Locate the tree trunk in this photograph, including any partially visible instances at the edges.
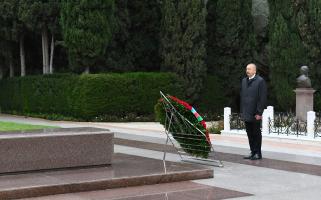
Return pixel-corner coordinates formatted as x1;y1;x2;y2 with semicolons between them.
204;0;208;6
84;66;90;74
20;36;26;77
0;65;3;79
42;30;45;74
49;34;55;74
8;50;14;77
9;58;14;77
42;29;49;74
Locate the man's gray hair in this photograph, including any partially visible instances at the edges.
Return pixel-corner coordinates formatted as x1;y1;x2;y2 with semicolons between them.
247;63;257;70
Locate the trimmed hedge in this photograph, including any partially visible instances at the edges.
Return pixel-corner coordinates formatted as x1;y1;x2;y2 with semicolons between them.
0;74;77;117
0;73;184;121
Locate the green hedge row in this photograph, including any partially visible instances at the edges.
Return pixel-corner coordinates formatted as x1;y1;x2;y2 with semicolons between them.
0;73;184;121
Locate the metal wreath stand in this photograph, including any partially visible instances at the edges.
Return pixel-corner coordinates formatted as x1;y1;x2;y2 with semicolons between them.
160;91;223;169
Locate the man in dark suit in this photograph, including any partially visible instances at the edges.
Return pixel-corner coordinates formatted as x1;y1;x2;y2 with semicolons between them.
240;63;267;160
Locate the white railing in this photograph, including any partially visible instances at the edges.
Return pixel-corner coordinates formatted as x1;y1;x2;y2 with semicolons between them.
221;106;318;141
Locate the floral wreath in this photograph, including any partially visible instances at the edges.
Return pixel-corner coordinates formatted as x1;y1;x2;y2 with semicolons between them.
155;94;211;158
169;96;211;143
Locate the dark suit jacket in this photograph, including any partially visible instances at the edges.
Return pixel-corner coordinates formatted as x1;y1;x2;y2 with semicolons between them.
240;75;267;122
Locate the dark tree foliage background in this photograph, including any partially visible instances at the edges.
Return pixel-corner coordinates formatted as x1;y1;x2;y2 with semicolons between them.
1;0;321;118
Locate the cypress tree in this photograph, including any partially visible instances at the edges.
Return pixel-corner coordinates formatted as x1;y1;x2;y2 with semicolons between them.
60;0;115;73
105;0;161;72
268;0;307;111
160;0;207;102
296;0;321;110
127;0;161;71
104;0;133;72
206;0;256;110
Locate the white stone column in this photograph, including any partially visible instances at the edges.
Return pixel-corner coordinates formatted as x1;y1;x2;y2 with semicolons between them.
267;106;274;127
307;111;316;139
262;109;269;135
223;107;231;132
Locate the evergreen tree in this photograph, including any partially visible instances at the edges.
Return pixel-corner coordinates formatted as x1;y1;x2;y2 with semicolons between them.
60;0;115;73
296;0;321;110
206;0;256;110
268;2;307;111
104;0;162;72
160;0;207;102
104;0;133;72
306;0;321;110
127;0;161;71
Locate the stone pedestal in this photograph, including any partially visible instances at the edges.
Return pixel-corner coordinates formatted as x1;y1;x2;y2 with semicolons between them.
294;88;315;121
0;127;113;174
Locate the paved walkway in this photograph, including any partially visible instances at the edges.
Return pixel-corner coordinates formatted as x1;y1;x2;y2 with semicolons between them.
2;114;321;199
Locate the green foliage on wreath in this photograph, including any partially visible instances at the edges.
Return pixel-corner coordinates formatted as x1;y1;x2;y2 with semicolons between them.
155;97;211;158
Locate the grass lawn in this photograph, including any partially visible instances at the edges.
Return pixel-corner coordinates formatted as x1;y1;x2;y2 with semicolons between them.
0;121;58;131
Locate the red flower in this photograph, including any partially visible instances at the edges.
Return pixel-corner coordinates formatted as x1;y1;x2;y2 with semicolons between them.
201;120;206;128
169;96;211;144
169;96;192;110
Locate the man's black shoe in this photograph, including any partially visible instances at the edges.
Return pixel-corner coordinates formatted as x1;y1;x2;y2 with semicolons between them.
250;153;262;160
243;153;254;159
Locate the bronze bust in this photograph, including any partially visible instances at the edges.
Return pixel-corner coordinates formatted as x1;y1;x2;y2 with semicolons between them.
297;66;311;88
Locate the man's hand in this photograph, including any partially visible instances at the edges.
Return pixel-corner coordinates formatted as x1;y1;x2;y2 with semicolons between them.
255;115;262;120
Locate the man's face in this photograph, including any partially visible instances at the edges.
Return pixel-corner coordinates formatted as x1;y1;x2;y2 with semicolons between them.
246;65;256;78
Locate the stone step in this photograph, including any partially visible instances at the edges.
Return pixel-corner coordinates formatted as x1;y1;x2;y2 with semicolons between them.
0;153;213;200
